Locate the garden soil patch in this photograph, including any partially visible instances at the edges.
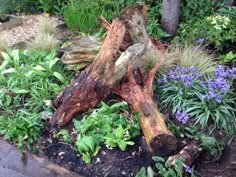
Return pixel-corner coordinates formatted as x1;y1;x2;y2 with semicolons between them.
43;131;153;177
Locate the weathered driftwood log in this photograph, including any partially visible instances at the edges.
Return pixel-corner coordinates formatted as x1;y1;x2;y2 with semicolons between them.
60;36;102;70
168;141;200;166
50;5;177;156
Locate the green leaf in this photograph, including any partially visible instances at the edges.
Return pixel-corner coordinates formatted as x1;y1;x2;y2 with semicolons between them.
135;167;147;177
13;89;29;94
152;156;165;162
81;136;95;152
0;51;11;61
53;72;65;83
82;152;91;163
1;68;17;74
12;50;20;65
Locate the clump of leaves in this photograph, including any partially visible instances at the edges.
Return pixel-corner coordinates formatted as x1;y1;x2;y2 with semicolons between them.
0;49;72;150
73;101;140;163
55;129;72;144
156;65;236;134
219;51;236;64
136;156;194;177
0;110;44;150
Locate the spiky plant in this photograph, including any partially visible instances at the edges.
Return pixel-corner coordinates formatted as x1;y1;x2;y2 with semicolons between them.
38;16;58;36
170;45;217;73
26;33;59;52
141;51;179;76
26;16;59;52
141;45;217;77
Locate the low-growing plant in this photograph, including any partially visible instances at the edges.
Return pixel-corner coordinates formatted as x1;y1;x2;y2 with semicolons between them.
142;45;216;77
26;16;59;52
175;5;236;50
0;34;9;63
73;101;140;163
55;129;72;144
157;65;236;134
26;33;59;53
38;16;58;36
0;110;44;150
135;156;195;177
219;51;236;64
0;49;72;150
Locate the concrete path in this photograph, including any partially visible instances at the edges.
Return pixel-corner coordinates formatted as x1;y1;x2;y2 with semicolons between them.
0;140;81;177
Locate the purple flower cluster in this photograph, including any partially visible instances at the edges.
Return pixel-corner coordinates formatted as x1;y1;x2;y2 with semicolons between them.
157;66;203;88
176;110;189;124
203;65;235;103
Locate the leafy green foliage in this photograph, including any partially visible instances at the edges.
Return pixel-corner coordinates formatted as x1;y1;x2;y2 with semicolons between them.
63;0;120;34
153;156;184;177
0;49;72;150
157;66;236;134
135;156;188;177
219;51;236;64
55;129;72;144
175;5;236;49
73;101;140;163
0;111;44;151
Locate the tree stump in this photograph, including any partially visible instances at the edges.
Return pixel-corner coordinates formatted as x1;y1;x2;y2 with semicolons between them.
50;5;177;156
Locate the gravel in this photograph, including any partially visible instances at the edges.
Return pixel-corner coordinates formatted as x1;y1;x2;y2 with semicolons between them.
0;14;65;47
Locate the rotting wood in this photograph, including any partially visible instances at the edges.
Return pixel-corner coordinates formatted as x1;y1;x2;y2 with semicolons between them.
50;4;177;156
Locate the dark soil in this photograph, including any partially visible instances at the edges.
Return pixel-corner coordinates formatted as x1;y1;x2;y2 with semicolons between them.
43;132;153;177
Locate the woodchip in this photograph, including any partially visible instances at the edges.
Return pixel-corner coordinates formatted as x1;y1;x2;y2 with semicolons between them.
0;14;65;47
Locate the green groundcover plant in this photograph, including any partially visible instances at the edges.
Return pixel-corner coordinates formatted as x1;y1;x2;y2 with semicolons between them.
0;49;72;150
175;5;236;49
156;65;236;134
72;101;140;163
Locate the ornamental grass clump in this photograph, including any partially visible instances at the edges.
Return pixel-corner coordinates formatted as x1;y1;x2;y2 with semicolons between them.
157;65;236;134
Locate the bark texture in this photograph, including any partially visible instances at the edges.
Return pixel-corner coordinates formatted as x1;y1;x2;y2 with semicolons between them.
161;0;180;36
50;5;177;156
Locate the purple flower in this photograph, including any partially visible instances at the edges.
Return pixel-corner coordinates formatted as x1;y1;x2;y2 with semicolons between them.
176;110;189;124
196;38;205;45
230;68;236;79
215;65;230;78
183;164;193;174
